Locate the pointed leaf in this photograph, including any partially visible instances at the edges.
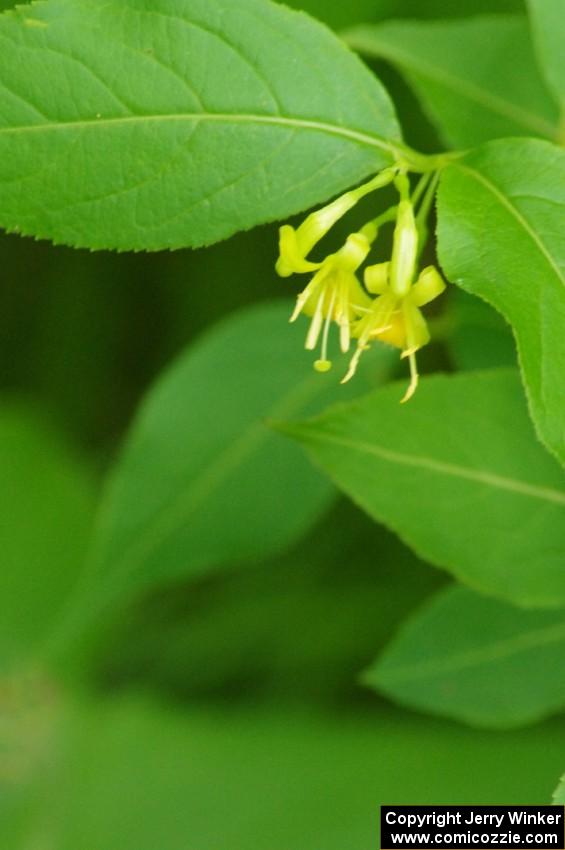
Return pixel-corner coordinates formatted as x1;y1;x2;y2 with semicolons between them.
437;138;565;465
0;0;401;251
65;301;393;635
345;16;559;147
280;370;565;608
368;585;565;729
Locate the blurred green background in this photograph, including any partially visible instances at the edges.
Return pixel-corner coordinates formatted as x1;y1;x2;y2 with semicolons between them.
2;1;563;848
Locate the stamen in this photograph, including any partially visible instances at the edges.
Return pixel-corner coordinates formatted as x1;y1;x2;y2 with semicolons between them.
400;345;418;359
371;323;393;338
305;289;326;350
319;286;337;364
341;345;364;384
400;350;419;403
341;308;394;384
290;291;309;323
314;359;332;373
339;321;350;354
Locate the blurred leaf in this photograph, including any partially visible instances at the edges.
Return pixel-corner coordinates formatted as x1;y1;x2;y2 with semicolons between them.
553;775;565;804
447;289;516;371
290;0;525;29
437;138;565;466
95;500;442;704
63;301;393;641
527;0;565;109
279;370;565;608
368;585;565;729
6;696;565;849
0;0;400;251
369;0;525;19
285;0;388;29
0;404;96;672
345;16;559;147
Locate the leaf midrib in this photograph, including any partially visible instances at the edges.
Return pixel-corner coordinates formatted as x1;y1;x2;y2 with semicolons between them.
345;28;558;140
0;111;399;158
377;618;565;684
297;428;565;506
451;160;565;289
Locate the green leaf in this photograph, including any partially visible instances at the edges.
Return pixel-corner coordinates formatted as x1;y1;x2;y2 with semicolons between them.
447;289;516;371
553;775;565;804
368;0;526;19
345;16;559;147
437;138;565;465
527;0;565;109
7;697;565;849
368;585;565;729
0;404;96;672
0;0;401;251
280;370;565;608
65;301;393;636
287;0;525;31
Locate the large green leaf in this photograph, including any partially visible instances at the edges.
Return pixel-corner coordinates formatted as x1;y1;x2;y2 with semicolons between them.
60;301;393;640
527;0;565;109
437;138;565;465
345;16;559;147
280;370;565;608
0;0;401;251
370;0;526;19
5;697;565;849
368;585;565;729
0;404;96;672
285;0;525;30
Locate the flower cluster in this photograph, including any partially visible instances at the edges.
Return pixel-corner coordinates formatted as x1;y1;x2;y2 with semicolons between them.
275;169;446;401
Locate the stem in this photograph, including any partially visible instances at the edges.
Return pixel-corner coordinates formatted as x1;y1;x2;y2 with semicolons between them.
415;170;441;260
393;144;462;175
411;172;433;209
416;170;440;225
352;165;399;203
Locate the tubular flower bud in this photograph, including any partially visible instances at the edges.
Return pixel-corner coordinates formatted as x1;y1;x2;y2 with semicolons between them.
342;264;446;402
275;168;397;278
276;195;358;278
290;232;373;372
389;199;419;298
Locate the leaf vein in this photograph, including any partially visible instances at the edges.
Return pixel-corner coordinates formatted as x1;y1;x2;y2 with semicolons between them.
347;32;558;140
380;620;565;683
0;111;396;158
303;429;565;505
453;161;565;289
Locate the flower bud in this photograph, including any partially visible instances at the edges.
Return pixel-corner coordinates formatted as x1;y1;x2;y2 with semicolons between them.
389;200;418;298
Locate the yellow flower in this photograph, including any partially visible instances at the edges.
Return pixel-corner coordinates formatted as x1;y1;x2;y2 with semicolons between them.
343;264;446;401
275;169;396;278
290;231;373;372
